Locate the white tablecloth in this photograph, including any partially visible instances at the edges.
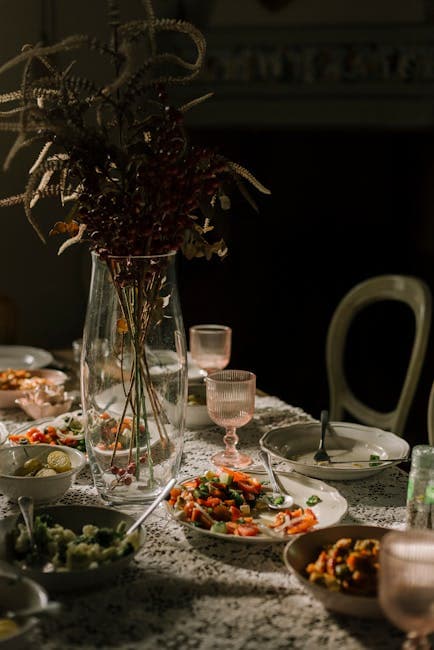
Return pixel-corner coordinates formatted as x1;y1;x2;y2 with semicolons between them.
0;396;410;649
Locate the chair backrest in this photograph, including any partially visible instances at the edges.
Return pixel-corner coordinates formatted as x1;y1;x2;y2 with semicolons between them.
326;274;432;436
427;381;434;445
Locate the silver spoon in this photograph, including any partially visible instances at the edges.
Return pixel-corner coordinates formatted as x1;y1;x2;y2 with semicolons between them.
258;450;294;509
313;409;331;463
3;601;61;621
17;495;35;548
125;477;176;535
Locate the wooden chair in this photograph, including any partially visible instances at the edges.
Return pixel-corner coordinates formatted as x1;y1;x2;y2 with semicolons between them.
427;381;434;445
326;274;432;436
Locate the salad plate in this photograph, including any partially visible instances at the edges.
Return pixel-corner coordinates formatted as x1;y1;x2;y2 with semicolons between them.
7;409;161;458
260;421;410;481
165;469;347;543
7;410;85;451
0;346;53;371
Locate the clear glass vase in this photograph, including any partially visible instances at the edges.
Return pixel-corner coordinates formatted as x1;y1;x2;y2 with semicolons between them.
81;251;187;508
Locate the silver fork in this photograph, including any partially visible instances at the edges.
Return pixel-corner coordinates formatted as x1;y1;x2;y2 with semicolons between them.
313;409;331;463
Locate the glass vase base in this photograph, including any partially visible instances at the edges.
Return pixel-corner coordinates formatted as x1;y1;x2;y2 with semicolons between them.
211;450;253;470
94;483;170;511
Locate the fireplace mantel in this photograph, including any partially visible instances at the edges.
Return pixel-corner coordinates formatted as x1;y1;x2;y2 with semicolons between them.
175;23;434;128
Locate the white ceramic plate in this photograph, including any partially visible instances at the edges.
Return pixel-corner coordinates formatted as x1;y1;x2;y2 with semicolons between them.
0;423;8;446
187;352;206;381
0;346;53;370
165;470;348;543
260;421;410;480
7;410;85;450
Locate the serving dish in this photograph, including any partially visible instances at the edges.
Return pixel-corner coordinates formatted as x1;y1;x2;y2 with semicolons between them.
282;523;391;618
8;410;85;451
0;572;50;649
260;421;410;480
186;381;211;428
0;369;67;409
165;469;347;543
0;346;53;371
0;444;86;503
0;423;7;447
0;504;146;593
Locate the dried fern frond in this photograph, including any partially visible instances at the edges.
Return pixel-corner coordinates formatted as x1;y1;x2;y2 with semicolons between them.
0;193;25;207
180;92;213;113
227;161;271;195
0;0;270;260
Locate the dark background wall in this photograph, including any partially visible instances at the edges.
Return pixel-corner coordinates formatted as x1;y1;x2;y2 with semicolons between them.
0;0;433;447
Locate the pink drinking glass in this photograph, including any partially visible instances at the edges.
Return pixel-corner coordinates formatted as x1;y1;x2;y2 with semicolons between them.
379;529;434;649
205;369;256;469
189;324;232;376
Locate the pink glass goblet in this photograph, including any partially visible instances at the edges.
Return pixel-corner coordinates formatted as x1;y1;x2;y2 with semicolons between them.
205;369;256;469
189;324;232;376
379;529;434;649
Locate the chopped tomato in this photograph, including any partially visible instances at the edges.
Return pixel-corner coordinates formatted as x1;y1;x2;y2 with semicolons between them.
229;505;242;520
30;431;47;443
236;523;260;536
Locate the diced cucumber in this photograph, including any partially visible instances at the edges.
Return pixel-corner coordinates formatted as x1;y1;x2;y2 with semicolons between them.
218;472;232;485
210;521;227;534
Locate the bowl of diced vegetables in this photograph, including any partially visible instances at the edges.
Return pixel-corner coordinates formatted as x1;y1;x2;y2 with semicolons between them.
0;444;86;504
0;504;146;593
282;523;392;618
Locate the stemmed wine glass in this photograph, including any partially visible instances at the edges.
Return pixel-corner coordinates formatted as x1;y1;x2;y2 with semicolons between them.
205;369;256;469
189;324;232;377
379;529;434;649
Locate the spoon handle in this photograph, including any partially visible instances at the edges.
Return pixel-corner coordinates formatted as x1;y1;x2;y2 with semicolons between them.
258;450;282;494
320;410;328;447
17;496;34;547
6;601;62;620
126;477;176;535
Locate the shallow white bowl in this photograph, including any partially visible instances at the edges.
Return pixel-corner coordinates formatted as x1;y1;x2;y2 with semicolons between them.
0;505;146;593
0;369;68;409
14;396;73;420
0;444;86;503
0;572;49;649
186;382;212;428
283;523;391;618
260;421;409;480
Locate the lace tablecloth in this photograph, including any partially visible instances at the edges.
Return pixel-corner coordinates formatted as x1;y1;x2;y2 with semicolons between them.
0;396;409;650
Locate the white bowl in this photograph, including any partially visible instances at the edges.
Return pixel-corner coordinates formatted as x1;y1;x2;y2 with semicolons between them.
0;444;86;503
14;395;73;420
0;504;146;593
0;572;49;649
0;369;68;409
260;421;410;480
282;523;391;618
186;382;212;428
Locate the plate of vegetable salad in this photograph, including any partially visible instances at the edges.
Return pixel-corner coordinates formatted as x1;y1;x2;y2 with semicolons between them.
8;410;86;452
165;467;348;542
7;409;159;455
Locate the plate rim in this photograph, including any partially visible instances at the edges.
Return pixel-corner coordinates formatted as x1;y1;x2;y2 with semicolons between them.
259;420;409;477
0;345;53;370
165;469;348;543
8;411;84;444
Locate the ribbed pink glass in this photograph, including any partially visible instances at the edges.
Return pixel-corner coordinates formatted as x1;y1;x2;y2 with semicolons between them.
189;324;232;375
379;529;434;649
205;369;256;469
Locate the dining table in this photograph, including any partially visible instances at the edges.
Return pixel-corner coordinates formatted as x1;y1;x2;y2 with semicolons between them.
0;388;414;650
